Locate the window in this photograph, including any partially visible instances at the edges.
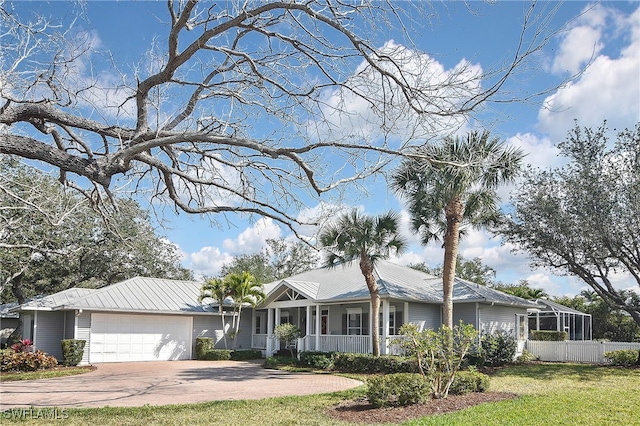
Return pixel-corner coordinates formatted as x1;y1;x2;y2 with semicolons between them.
255;312;266;334
321;309;328;335
379;306;403;336
347;308;363;335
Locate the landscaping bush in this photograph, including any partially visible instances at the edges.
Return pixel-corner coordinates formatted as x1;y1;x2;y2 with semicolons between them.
332;353;417;374
298;351;336;370
604;349;639;367
482;330;517;367
230;349;263;360
264;355;297;367
514;349;538;364
10;339;32;353
531;330;568;341
195;337;215;360
1;349;58;372
448;370;490;395
61;339;86;366
202;350;233;360
367;373;429;408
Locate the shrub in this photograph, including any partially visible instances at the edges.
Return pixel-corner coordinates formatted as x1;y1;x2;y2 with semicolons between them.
367;373;429;408
531;331;568;341
230;349;263;360
298;351;335;370
195;337;215;360
61;339;86;366
604;350;639;367
10;339;32;353
264;355;297;367
202;350;233;360
1;350;58;372
514;349;538;364
448;370;490;395
482;330;517;367
273;323;301;358
332;353;417;374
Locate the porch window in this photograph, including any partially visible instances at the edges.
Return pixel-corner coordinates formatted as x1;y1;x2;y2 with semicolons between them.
347;308;363;335
255;311;266;334
379;307;403;335
321;309;328;334
280;310;290;324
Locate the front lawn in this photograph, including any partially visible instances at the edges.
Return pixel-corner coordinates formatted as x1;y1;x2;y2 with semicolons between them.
0;366;94;382
2;363;639;425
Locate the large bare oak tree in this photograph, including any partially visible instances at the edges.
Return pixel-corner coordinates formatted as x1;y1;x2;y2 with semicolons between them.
1;1;569;231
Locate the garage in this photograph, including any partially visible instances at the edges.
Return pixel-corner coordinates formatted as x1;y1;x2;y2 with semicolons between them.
89;313;193;363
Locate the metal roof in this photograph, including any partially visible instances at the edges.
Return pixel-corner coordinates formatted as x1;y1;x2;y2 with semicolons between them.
15;278;216;315
261;259;534;307
532;298;590;315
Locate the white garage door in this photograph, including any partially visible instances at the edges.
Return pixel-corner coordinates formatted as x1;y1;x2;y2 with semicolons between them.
89;313;192;363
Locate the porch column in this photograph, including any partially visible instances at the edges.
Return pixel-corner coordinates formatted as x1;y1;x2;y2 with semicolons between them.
266;308;274;356
275;307;281;352
306;305;312;337
315;305;321;351
382;299;390;355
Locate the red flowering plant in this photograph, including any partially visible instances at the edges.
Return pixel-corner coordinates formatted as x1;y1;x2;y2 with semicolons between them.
10;339;33;352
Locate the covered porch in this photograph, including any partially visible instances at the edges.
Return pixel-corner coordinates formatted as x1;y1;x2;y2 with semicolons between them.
251;294;409;356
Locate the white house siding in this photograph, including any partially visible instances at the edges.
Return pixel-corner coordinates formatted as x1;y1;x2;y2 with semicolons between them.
76;311;91;365
453;303;477;329
479;305;523;335
35;311;65;361
407;303;441;331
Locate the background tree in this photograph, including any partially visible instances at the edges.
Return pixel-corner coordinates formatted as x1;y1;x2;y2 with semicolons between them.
0;1;571;233
408;255;497;287
498;122;640;327
553;292;640;342
392;131;524;328
491;280;549;300
0;158;192;304
319;209;406;356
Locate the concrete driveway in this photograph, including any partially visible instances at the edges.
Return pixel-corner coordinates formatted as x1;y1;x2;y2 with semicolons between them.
0;360;362;408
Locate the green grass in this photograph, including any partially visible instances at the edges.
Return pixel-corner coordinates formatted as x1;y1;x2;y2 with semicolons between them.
0;366;94;381
2;364;639;425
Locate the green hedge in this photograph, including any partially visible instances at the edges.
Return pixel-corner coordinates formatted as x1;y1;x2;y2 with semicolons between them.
604;349;639;367
449;370;490;395
61;339;86;366
367;373;429;408
531;331;568;341
332;353;418;374
298;351;336;369
195;338;262;361
230;349;263;360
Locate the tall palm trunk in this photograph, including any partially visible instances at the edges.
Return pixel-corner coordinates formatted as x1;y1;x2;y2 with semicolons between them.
360;254;381;357
442;199;463;328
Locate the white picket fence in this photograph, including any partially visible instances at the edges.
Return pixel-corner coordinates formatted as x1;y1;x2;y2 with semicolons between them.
526;340;640;363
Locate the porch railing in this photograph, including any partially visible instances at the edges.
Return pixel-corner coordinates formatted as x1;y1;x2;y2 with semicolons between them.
298;335;371;354
252;334;268;350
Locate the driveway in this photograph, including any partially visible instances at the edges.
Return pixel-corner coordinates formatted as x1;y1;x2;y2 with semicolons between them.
0;360;362;408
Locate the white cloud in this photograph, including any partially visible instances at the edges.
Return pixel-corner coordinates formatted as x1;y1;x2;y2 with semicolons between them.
188;246;233;278
309;40;482;146
539;5;640;141
221;217;282;254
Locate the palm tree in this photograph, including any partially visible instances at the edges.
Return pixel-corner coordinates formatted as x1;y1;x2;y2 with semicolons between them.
319;209;406;356
225;271;266;349
391;130;524;328
199;278;232;349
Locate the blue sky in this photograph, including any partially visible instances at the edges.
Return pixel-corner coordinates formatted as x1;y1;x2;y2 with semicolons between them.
9;1;640;296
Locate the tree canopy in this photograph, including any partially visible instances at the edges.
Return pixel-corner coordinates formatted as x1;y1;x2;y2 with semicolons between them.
0;1;569;233
0;158;192;304
498;122;640;327
392;130;524;328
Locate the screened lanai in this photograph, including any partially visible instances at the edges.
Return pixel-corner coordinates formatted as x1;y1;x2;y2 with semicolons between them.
528;299;592;340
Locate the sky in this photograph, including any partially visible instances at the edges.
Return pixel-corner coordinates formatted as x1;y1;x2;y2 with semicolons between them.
7;1;640;297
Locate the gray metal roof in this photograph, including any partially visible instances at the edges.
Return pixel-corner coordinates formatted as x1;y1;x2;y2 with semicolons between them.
16;278;216;315
17;288;97;311
532;298;590;315
453;278;540;308
262;259;534;307
1;302;20;318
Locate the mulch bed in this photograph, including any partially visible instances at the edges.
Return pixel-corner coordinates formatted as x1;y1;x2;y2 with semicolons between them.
327;392;518;424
